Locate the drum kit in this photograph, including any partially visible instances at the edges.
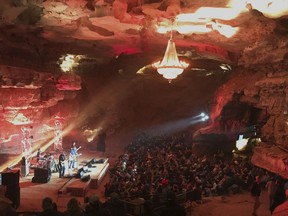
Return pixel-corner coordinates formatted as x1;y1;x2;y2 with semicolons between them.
37;153;58;172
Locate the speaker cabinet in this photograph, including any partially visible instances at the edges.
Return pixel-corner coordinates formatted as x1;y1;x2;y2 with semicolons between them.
5;185;20;209
32;168;51;183
1;170;20;186
1;170;20;208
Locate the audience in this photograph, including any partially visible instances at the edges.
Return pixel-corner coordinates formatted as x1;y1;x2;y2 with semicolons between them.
106;131;263;203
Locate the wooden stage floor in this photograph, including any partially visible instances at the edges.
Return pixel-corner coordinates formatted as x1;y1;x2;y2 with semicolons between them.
17;150;111;212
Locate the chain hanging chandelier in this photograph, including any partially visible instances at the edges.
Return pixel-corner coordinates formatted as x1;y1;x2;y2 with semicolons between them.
153;22;189;83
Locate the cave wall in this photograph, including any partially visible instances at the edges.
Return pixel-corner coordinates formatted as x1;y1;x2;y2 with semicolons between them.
193;60;288;176
206;61;288;147
0;65;81;154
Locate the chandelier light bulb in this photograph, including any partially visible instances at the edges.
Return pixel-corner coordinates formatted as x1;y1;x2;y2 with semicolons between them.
153;39;188;82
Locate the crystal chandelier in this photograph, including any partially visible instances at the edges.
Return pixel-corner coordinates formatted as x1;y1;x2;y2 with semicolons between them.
153;25;189;83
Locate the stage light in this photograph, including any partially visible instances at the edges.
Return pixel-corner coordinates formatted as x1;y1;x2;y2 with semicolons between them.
202;116;209;121
200;113;209;121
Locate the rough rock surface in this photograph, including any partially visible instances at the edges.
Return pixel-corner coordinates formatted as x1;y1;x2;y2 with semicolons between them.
193;61;288;176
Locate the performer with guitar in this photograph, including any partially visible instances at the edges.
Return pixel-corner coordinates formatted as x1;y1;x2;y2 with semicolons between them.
58;151;66;178
69;142;81;169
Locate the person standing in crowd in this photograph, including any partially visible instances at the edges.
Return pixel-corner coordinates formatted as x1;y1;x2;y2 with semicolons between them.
38;197;62;216
266;176;276;207
272;183;288;216
63;197;84;216
251;175;261;216
270;178;286;214
69;142;81;169
58;152;66;178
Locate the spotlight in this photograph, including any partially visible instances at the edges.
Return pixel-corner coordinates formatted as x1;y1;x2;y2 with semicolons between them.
199;112;209;121
201;114;209;121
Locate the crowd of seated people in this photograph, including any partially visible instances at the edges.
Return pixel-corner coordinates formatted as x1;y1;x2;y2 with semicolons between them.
18;194;125;216
29;192;183;216
105;131;278;206
2;131;288;216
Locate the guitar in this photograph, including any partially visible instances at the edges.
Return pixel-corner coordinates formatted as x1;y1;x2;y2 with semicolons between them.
69;153;82;161
69;146;82;161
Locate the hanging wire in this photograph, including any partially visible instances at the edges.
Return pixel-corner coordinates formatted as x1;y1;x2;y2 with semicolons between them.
170;18;175;40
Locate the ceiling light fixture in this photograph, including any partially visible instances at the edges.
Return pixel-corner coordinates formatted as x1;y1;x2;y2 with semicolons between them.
58;54;84;73
153;21;189;83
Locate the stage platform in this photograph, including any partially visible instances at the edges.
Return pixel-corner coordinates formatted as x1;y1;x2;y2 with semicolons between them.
60;159;109;197
17;150;112;212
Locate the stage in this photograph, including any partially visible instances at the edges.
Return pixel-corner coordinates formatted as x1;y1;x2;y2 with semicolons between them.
15;150;111;212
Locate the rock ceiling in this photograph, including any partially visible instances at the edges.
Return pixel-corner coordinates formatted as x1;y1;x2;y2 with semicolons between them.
0;0;287;72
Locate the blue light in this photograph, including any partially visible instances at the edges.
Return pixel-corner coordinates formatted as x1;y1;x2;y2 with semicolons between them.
200;113;209;122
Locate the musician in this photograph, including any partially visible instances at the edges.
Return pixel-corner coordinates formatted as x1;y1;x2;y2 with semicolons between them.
36;148;43;162
58;152;66;178
69;142;81;169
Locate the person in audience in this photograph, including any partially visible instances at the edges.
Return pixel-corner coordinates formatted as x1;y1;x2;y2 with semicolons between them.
272;185;288;216
270;178;286;214
63;197;84;216
104;192;126;216
81;196;90;212
38;197;61;216
266;176;276;207
84;194;111;216
251;175;261;216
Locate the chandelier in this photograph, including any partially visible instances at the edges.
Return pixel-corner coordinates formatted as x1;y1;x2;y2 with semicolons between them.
153;25;189;83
